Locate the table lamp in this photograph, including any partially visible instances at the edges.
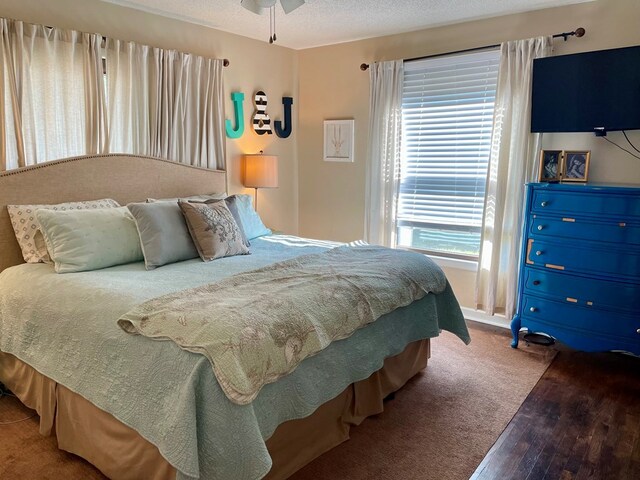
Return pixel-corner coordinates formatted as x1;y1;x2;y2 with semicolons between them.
243;152;278;212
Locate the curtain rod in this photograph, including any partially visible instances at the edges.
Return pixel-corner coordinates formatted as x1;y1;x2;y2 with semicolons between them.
41;23;231;67
359;27;586;71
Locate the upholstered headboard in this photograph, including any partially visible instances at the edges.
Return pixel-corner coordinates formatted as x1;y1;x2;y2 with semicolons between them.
0;154;227;272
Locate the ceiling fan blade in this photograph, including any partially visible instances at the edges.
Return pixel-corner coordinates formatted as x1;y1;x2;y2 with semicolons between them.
242;0;277;14
280;0;305;14
241;0;263;15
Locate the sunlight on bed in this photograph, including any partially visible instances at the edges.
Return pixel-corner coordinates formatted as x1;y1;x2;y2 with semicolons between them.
260;234;368;249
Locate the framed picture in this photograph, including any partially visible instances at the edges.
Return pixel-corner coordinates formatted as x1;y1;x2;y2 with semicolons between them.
323;120;354;162
562;150;590;182
538;150;562;182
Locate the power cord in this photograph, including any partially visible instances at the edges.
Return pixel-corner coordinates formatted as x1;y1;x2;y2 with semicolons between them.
622;130;640;154
0;382;36;426
600;135;640;160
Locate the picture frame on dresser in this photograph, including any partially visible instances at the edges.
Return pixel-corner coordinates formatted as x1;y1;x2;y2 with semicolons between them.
538;150;562;182
561;150;590;182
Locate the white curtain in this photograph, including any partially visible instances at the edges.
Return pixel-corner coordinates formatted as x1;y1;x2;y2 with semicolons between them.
364;60;403;247
0;19;105;171
0;18;226;172
106;41;158;157
106;39;226;170
475;36;553;317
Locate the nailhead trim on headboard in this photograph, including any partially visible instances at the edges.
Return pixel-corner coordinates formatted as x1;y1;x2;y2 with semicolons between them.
0;153;225;177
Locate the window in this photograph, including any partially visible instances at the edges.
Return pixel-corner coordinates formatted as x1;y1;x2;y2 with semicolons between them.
397;49;500;260
2;27;95;169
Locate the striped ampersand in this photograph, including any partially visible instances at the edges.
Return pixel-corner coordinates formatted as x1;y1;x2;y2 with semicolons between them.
252;91;272;135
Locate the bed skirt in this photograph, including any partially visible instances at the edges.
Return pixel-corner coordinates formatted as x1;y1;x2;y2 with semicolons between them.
0;339;430;480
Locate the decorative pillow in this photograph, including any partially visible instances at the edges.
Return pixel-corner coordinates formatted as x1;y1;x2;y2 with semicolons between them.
179;201;249;262
8;199;121;263
203;195;251;248
36;207;143;273
127;202;199;270
231;194;272;240
146;193;227;203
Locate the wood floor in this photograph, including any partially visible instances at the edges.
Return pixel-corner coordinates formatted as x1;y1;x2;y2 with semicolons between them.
471;347;640;480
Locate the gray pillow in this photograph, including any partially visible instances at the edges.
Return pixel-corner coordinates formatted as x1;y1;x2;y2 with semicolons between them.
128;202;199;270
204;195;251;248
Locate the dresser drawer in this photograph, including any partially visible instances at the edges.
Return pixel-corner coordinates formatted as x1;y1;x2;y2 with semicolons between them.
525;238;640;281
522;267;640;312
529;215;640;246
521;295;640;340
514;184;640;354
531;189;640;220
521;316;640;354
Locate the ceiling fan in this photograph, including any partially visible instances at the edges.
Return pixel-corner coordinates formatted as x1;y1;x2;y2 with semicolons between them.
241;0;305;15
241;0;305;43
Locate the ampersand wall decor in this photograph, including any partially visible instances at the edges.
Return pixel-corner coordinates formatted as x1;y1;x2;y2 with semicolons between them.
252;91;273;135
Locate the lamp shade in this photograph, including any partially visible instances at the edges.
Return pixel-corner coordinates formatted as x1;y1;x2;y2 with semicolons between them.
243;154;279;188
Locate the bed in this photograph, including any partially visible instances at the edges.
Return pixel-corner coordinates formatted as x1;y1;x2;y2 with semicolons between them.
0;154;470;480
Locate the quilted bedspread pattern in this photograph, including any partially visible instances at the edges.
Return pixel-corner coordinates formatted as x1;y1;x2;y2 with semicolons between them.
0;235;470;480
118;245;447;404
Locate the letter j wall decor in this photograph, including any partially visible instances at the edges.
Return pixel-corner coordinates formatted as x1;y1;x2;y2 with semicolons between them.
225;92;245;138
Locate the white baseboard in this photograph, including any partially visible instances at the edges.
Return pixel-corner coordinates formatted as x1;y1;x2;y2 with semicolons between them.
460;307;510;329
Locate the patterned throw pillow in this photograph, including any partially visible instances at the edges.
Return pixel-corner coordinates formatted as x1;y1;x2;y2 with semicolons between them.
203;196;250;248
8;199;121;263
179;201;250;262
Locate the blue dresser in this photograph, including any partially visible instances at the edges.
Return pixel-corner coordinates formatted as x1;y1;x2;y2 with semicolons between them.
511;183;640;354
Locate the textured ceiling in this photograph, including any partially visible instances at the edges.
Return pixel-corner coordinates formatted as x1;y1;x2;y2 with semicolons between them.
100;0;593;49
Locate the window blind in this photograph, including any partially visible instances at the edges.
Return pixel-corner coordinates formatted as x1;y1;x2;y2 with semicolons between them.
398;49;500;259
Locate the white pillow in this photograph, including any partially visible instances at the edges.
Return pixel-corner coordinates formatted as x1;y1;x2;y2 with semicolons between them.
36;207;143;273
7;199;120;263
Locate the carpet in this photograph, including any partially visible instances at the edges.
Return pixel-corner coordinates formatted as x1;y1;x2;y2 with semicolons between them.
0;392;103;479
290;322;556;480
0;322;555;479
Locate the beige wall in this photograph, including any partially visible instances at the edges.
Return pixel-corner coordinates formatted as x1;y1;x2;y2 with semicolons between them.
297;0;640;308
0;0;299;234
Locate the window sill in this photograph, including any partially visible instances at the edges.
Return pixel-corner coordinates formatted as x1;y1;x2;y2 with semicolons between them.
426;254;478;272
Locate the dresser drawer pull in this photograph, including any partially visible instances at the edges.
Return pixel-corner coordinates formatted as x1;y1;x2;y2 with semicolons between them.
533;280;541;285
545;264;565;270
536;250;543;256
587;301;593;306
619;222;626;228
562;217;575;223
530;307;538;313
526;239;535;265
566;297;578;303
637;329;640;334
540;201;548;207
537;225;544;231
